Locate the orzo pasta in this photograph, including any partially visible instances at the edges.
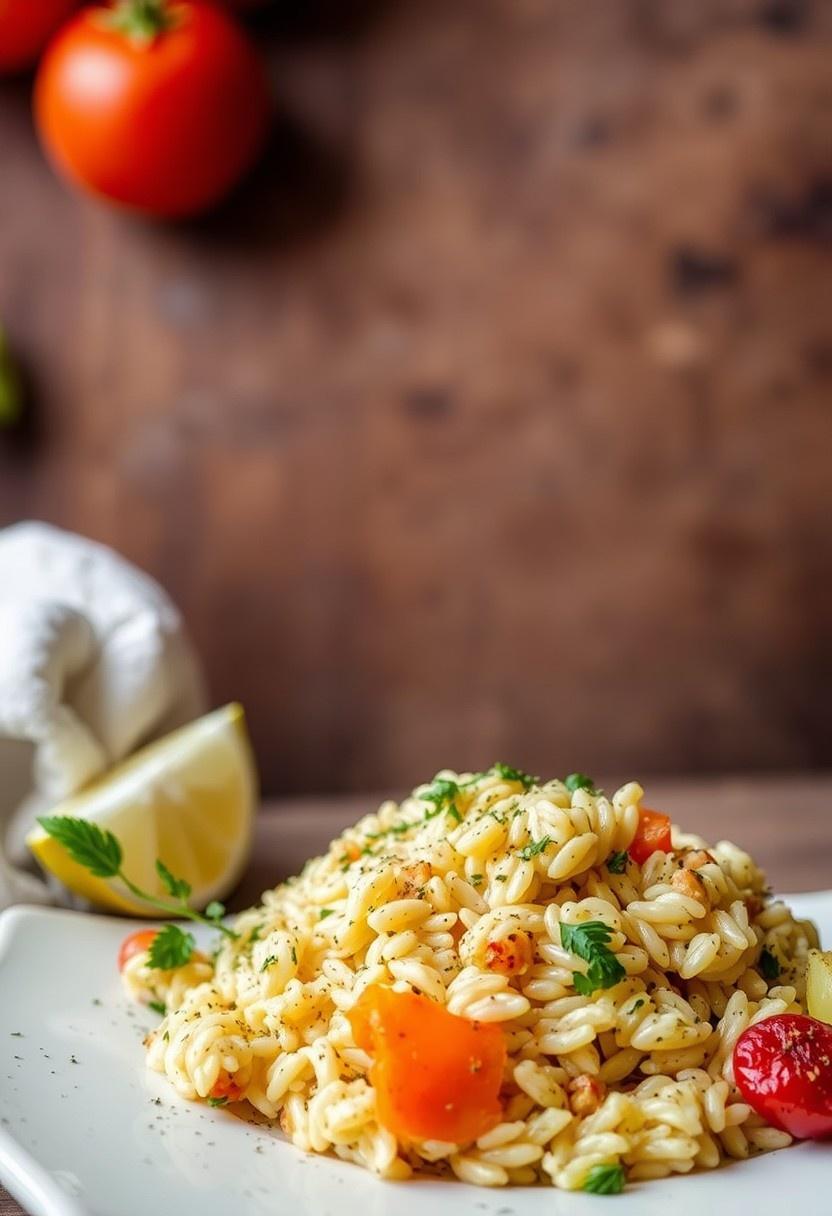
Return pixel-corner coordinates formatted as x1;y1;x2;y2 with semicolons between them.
124;768;819;1191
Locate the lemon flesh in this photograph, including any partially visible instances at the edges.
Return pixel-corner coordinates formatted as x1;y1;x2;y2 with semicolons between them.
807;949;832;1025
26;704;257;915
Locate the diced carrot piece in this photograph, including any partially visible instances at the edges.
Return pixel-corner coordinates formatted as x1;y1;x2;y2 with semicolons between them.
349;986;505;1144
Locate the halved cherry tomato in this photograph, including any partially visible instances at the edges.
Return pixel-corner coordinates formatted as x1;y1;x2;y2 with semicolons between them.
349;986;506;1144
734;1013;832;1139
0;1;79;74
209;1073;244;1103
629;808;673;866
117;928;159;972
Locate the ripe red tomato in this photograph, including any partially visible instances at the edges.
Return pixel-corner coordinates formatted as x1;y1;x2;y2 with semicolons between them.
629;808;673;866
118;928;159;971
0;0;79;73
734;1014;832;1140
34;1;270;217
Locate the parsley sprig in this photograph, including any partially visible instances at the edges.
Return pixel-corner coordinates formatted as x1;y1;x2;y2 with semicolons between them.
37;816;238;970
559;920;625;995
583;1163;625;1194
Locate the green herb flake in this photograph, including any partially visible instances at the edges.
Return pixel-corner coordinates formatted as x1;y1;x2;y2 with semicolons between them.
583;1163;625;1195
494;874;508;882
759;947;780;981
147;924;195;970
446;805;463;824
492;762;537;789
207;1095;228;1108
290;946;297;964
560;920;625;994
148;999;167;1016
470;874;483;887
518;835;552;861
420;777;460;811
564;773;596;794
260;955;278;973
607;850;628;874
319;908;335;920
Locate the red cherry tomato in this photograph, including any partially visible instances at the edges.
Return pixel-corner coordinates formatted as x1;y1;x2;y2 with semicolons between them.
0;1;79;73
118;928;159;972
629;808;673;866
34;1;270;217
734;1013;832;1140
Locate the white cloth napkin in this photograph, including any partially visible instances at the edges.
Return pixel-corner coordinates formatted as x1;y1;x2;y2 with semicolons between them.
0;522;207;908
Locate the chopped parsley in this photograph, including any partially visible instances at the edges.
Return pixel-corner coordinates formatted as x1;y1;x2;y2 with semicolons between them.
260;955;278;972
207;1095;228;1107
583;1163;625;1194
560;920;625;995
420;777;460;810
491;762;537;789
319;908;335;920
518;835;552;861
759;947;780;981
564;772;596;794
470;874;484;886
290;946;297;964
148;999;167;1016
607;850;628;874
494;874;508;882
248;923;264;943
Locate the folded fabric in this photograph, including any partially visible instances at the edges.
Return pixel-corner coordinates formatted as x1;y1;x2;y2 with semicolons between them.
0;521;207;907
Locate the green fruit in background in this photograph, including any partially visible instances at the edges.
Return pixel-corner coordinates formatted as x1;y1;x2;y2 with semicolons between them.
0;328;25;428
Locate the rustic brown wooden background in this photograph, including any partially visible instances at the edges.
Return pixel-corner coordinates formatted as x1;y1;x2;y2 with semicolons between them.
1;0;831;794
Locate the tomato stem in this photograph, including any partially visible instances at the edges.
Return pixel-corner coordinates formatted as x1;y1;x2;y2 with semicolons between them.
104;0;180;45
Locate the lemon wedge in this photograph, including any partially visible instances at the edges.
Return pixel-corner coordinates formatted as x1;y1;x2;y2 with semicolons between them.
26;703;257;915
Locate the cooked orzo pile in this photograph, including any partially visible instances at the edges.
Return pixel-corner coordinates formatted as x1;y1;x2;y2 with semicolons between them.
123;767;820;1191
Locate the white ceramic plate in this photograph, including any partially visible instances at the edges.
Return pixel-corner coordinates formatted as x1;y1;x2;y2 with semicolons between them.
2;895;831;1216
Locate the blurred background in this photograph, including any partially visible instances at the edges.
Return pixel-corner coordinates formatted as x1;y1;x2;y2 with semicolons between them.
1;0;830;796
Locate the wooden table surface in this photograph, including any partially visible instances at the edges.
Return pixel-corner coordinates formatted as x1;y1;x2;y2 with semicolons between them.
3;1;832;793
2;775;830;1215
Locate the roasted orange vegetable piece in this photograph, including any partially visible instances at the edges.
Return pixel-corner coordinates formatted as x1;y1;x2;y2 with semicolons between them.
349;986;506;1144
